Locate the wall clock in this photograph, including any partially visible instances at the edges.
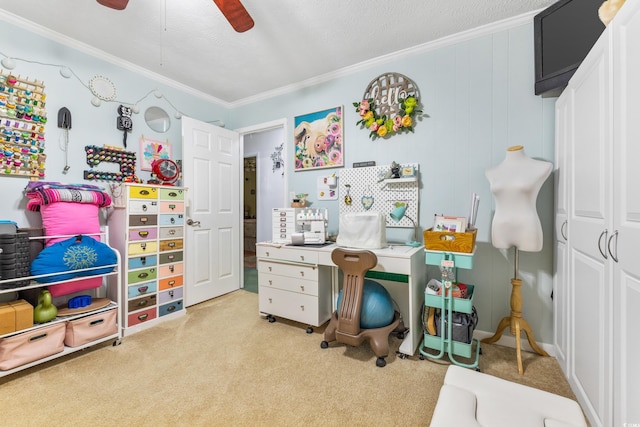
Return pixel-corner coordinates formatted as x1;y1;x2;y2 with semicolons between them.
152;158;179;185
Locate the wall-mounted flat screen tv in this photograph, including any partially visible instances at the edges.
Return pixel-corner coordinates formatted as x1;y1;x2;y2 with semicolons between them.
534;0;606;96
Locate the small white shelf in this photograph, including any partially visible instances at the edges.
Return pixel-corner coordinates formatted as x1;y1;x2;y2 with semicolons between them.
383;177;417;185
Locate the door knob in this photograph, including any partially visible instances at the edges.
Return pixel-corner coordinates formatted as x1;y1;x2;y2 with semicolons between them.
186;219;200;226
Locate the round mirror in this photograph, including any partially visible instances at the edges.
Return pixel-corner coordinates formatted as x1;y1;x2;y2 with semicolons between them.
144;106;171;133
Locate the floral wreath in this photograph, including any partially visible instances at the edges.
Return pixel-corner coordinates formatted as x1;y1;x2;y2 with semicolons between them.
353;95;421;139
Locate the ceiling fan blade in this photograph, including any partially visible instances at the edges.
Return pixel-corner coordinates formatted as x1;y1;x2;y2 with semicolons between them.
96;0;129;10
213;0;255;33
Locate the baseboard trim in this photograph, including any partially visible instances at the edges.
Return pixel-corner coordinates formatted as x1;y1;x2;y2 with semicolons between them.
473;329;556;358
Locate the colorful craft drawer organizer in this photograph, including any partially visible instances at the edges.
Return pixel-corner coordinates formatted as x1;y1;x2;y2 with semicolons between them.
108;184;186;334
0;72;47;179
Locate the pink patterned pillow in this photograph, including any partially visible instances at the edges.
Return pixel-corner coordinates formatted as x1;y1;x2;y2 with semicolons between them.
40;202;100;246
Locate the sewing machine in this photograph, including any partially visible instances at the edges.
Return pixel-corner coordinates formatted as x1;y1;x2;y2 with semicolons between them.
271;208;328;245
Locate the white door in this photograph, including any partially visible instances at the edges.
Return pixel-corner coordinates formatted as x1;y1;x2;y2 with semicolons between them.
567;29;613;427
182;116;240;306
612;5;640;425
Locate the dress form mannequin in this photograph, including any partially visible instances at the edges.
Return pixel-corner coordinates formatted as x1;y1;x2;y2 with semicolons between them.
482;145;552;374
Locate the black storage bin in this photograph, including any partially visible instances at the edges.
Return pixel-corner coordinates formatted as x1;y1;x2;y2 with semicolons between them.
0;233;31;287
434;306;478;344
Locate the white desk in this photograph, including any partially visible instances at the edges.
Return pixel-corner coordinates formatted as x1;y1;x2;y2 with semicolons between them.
256;242;427;356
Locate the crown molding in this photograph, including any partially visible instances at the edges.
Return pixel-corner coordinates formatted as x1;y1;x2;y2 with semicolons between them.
1;9;542;109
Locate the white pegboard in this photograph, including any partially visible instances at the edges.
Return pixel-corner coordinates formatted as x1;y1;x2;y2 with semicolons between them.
338;163;419;228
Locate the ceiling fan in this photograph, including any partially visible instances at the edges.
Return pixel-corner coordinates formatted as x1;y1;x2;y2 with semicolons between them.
96;0;254;33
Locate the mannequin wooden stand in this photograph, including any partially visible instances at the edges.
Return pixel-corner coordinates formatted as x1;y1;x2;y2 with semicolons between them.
481;248;549;374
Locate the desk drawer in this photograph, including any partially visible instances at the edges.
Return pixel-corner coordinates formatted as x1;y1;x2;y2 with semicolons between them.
160;201;184;213
258;286;323;327
159;275;183;290
159;252;183;264
128;227;157;241
159;239;183;252
129;215;158;227
256;246;318;264
129;200;158;214
160;188;184;200
159;227;183;239
159;214;184;226
258;260;318;282
158;263;183;278
127;307;156;327
159;287;183;304
129;186;158;199
128;295;157;312
128;255;157;270
128;281;157;299
127;267;157;285
372;255;412;274
258;272;319;296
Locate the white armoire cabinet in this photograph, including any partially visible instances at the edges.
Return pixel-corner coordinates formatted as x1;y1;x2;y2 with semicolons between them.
554;2;640;426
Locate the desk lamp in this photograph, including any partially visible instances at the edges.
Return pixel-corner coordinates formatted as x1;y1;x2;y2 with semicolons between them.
390;204;421;247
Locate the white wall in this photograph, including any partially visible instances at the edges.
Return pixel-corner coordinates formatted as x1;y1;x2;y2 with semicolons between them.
229;21;558;347
0;13;558;348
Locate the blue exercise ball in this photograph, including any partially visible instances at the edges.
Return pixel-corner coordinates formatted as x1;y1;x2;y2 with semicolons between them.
337;279;395;329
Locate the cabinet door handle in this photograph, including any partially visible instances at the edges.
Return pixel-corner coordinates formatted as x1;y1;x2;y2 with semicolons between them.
607;230;619;263
300;285;305;292
561;220;568;241
299;271;304;277
598;229;608;259
268;266;272;272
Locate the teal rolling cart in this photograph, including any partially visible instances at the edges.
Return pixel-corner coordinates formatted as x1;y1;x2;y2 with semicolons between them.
419;250;481;370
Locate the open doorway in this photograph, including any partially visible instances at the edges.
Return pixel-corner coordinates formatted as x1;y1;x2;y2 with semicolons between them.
243;156;258;293
238;119;288;293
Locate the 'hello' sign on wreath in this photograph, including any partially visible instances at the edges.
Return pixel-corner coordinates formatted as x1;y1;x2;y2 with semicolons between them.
353;72;422;140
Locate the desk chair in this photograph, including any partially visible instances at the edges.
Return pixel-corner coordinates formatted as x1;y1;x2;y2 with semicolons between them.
320;248;403;367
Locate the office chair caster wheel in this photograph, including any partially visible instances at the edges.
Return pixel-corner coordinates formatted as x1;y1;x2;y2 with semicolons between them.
267;315;275;323
396;331;405;339
320;341;329;349
419;354;425;360
306;326;313;334
376;357;387;367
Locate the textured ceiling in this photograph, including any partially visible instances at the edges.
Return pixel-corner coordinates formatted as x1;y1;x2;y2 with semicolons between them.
0;0;556;105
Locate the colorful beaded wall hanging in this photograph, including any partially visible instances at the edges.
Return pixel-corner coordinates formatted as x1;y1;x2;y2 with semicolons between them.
0;71;47;179
84;144;137;182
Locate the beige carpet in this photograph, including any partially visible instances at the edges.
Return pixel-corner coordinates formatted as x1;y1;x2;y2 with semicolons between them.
0;290;583;426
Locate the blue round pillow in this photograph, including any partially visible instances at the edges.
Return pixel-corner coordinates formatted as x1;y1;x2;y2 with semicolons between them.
337;279;395;329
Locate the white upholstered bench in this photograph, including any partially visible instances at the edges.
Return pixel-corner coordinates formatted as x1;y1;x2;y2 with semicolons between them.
430;365;587;427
